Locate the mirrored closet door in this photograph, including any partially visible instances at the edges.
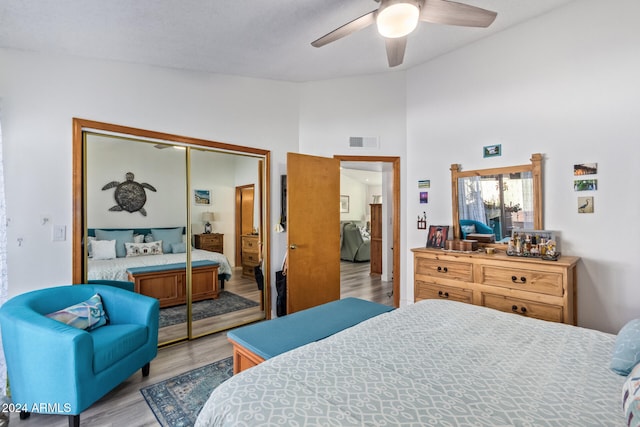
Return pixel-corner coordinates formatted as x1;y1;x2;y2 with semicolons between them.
73;119;270;346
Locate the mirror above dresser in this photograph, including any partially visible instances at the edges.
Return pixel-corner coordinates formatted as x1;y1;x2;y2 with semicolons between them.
451;153;543;242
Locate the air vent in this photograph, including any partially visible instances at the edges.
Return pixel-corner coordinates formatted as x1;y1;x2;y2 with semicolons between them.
349;136;379;149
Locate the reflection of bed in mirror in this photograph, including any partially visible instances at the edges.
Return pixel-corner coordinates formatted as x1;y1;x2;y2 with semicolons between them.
87;227;233;308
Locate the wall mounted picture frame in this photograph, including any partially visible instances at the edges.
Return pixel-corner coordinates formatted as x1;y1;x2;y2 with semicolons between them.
578;196;594;213
574;179;598;191
340;195;349;213
483;144;502;158
426;225;449;248
574;162;597;176
420;192;428;204
194;189;211;205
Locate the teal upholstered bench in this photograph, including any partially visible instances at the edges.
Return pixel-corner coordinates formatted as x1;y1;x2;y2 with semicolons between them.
126;260;220;308
228;297;394;373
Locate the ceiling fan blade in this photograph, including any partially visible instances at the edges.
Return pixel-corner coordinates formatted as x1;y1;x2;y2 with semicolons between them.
311;10;377;47
420;0;497;28
385;36;407;67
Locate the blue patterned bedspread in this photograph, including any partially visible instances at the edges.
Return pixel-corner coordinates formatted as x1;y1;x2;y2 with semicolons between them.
196;299;625;426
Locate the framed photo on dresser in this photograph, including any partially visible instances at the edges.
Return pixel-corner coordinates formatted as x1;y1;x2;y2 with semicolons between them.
426;225;449;248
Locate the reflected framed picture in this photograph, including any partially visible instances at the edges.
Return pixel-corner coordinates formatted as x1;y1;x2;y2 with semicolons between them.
426;225;449;248
340;195;349;213
194;189;211;205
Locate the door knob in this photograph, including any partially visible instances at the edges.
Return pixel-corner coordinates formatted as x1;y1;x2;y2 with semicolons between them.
289;244;298;250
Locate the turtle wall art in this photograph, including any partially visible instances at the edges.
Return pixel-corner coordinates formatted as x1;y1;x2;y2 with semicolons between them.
102;172;157;216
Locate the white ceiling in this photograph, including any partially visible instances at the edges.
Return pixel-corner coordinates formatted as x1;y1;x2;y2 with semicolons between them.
0;0;575;82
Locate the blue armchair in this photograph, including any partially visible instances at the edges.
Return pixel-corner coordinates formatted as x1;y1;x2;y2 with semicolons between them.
0;284;159;427
459;219;494;239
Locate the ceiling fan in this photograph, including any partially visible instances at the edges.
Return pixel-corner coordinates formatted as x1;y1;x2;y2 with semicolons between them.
311;0;497;67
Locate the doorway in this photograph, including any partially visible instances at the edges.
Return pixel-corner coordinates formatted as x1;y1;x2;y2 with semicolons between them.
335;155;400;308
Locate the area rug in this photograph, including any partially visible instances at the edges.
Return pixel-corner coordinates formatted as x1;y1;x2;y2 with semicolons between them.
159;291;259;328
141;357;233;427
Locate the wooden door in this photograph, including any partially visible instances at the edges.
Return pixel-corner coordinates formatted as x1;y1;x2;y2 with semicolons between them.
370;203;382;275
235;184;255;266
241;186;254;235
286;153;340;313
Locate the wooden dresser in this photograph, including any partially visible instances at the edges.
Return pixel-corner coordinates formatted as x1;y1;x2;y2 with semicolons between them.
194;233;224;253
370;203;382;275
412;248;579;325
241;234;260;278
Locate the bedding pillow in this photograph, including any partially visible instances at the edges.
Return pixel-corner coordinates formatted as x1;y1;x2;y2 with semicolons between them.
95;229;134;258
46;293;108;331
461;224;476;237
151;227;183;254
144;233;154;243
87;236;96;258
91;240;117;260
612;319;640;376
171;242;187;254
125;241;163;257
133;234;145;243
622;362;640;426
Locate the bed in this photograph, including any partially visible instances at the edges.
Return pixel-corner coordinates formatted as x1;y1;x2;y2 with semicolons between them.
196;299;628;426
86;227;233;307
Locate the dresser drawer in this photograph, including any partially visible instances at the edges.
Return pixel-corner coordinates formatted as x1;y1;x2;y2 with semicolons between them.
478;265;563;296
415;257;473;282
482;293;563;323
242;237;259;252
242;252;260;266
415;281;473;304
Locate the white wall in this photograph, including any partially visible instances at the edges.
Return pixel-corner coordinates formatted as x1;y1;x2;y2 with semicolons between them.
2;0;638;333
406;0;640;333
0;49;299;300
299;72;408;301
339;174;367;224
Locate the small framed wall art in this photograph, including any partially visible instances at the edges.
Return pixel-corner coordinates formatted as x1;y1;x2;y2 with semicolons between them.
340;195;350;213
483;144;502;158
194;189;211;205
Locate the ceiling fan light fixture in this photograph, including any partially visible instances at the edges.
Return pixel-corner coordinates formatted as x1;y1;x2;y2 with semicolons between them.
376;2;419;38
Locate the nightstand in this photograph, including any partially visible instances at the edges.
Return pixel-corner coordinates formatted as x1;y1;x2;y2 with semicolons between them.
194;233;224;253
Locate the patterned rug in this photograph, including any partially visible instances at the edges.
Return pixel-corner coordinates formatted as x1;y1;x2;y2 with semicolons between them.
141;357;233;427
159;291;259;328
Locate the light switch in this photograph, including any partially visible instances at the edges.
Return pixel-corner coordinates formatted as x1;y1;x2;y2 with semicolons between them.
53;225;66;241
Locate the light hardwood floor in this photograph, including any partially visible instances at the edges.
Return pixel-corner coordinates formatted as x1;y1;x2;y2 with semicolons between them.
12;262;392;426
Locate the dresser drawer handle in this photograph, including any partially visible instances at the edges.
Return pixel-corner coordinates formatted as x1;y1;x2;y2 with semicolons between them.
438;291;449;298
511;304;527;314
511;276;527;284
437;266;448;273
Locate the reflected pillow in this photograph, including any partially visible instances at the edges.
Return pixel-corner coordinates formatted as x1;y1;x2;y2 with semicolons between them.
95;229;134;258
125;241;163;257
611;319;640;375
87;236;96;258
46;293;108;331
151;227;183;253
91;240;116;260
171;242;187;253
461;224;476;237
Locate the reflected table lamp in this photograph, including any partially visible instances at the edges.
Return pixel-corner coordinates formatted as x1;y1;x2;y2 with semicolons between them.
202;212;215;234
